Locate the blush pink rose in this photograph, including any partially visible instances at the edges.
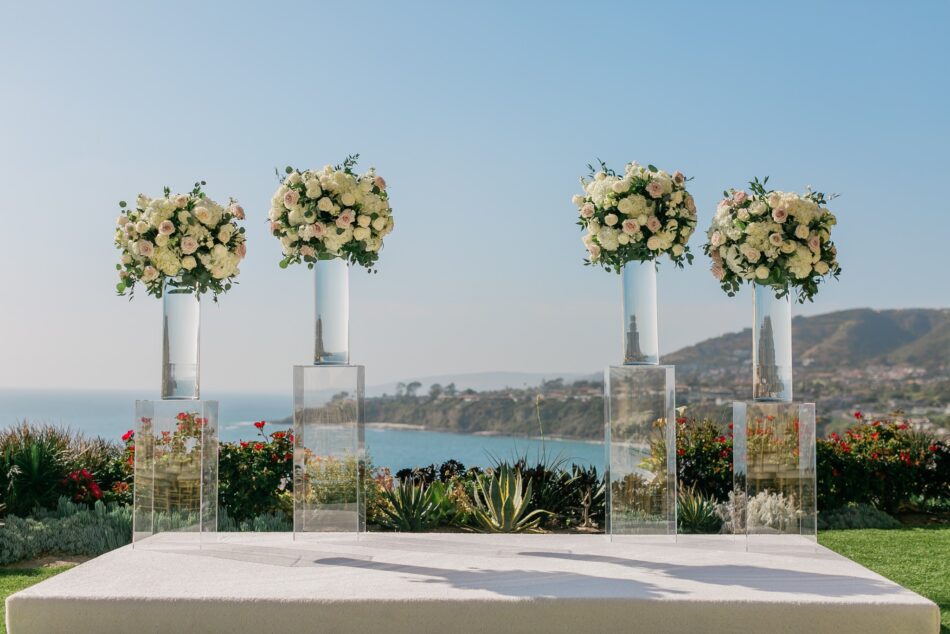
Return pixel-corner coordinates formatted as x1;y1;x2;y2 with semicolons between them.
808;235;821;252
158;220;175;236
580;203;595;218
283;190;300;208
646;216;662;232
300;245;315;258
236;243;247;259
769;233;783;246
646;180;664;198
312;222;327;238
374;176;387;189
174;195;189;208
180;237;198;254
621;219;639;235
733;191;748;204
673;171;685;184
270;221;281;235
772;208;788;223
230;204;245;220
136;240;154;257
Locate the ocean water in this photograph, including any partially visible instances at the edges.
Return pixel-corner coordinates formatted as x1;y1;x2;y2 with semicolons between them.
0;389;603;471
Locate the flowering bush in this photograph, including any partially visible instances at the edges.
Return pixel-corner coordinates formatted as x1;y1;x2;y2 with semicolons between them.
818;413;948;513
60;469;103;504
114;181;246;299
573;160;697;272
704;177;841;302
675;417;733;502
217;421;294;522
269;155;393;270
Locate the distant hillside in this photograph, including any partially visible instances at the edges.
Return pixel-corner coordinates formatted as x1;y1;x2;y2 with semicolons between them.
666;308;950;373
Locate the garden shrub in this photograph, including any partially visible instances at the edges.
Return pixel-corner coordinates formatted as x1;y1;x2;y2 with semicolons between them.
817;503;902;530
217;421;293;522
0;497;132;565
677;485;723;534
675;417;732;502
818;413;947;514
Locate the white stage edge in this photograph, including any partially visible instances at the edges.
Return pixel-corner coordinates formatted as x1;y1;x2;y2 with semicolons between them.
6;533;939;633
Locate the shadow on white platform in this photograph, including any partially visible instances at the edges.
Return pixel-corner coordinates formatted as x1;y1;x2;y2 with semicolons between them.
6;533;939;634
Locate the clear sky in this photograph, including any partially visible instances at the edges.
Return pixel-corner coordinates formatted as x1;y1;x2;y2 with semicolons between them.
1;1;948;394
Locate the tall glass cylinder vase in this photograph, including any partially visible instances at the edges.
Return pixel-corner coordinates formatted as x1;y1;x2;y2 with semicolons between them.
314;257;350;364
752;284;792;402
161;279;200;400
621;261;659;365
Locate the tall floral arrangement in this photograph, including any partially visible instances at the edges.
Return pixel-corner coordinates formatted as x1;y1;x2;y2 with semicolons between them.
114;181;246;299
269;154;393;270
573;160;697;272
704;177;841;301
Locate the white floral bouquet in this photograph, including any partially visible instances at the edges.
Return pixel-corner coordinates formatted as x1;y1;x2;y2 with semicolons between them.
573;160;697;272
269;154;393;270
114;181;246;299
704;177;841;302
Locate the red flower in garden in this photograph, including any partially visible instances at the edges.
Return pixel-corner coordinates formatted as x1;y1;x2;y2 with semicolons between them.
676;417;687;425
897;422;909;430
177;412;188;421
830;432;841;442
871;420;881;427
89;482;103;499
715;435;726;443
871;452;880;460
272;432;285;440
900;451;912;465
284;452;293;461
676;448;685;457
854;411;863;420
122;429;134;442
254;421;266;430
871;431;880;441
727;423;733;430
840;443;852;454
253;442;264;451
288;433;294;443
240;441;249;448
720;450;729;458
930;444;939;453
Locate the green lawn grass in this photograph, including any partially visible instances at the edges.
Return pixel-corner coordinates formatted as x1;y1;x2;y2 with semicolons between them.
0;567;72;634
821;527;950;633
0;529;947;633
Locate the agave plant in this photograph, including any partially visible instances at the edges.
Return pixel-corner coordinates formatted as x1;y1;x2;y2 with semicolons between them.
471;465;549;533
677;484;723;534
378;479;450;532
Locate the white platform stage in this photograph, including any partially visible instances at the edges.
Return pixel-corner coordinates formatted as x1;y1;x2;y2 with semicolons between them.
6;533;939;633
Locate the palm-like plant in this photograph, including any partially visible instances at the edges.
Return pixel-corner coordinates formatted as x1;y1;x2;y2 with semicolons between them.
677;484;723;534
378;480;446;532
471;465;549;533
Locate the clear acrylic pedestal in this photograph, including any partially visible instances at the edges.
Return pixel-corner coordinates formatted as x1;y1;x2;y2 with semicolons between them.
605;365;676;539
293;365;365;536
132;400;218;548
733;401;817;551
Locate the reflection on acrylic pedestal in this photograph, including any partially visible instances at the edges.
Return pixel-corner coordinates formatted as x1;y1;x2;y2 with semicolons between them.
293;365;365;537
132;400;218;548
732;401;817;551
605;365;676;540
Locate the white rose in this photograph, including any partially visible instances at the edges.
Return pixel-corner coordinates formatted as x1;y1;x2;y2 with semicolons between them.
341;192;356;207
571;194;585;206
286;172;302;185
604;213;619;226
357;215;371;228
353;226;371;241
135;221;149;234
181;256;197;270
317;197;334;212
755;265;770;279
194;206;211;225
594;172;606;181
218;225;234;243
795;224;810;240
637;214;648;226
174;195;189;208
815;260;830;275
646;236;661;250
154;234;169;247
672;244;685;257
611;180;627;193
371;216;387;231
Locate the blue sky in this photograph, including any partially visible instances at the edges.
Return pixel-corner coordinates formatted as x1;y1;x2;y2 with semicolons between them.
1;1;948;393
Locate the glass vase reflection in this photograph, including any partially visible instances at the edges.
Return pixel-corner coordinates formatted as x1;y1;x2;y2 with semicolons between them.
732;401;816;549
133;400;218;547
752;284;792;402
161;279;200;400
605;365;676;536
293;365;365;534
314;257;350;365
621;261;659;365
